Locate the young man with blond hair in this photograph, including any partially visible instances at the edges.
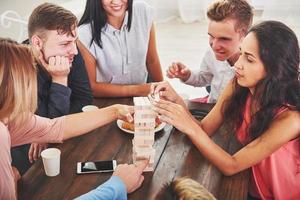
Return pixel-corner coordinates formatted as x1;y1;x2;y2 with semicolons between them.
167;0;253;103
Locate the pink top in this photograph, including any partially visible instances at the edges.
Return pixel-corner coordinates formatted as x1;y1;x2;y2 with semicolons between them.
0;115;65;200
236;95;300;200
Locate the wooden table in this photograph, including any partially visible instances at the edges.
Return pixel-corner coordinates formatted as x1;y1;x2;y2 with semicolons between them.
19;98;249;200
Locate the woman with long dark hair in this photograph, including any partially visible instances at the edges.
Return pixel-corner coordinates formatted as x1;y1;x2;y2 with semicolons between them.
77;0;163;97
151;21;300;199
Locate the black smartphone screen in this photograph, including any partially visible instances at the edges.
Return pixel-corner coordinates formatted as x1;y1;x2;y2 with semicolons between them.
81;161;114;172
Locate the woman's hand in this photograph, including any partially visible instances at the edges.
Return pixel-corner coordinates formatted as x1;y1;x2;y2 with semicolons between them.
28;143;48;163
115;104;134;123
150;81;183;105
152;99;199;136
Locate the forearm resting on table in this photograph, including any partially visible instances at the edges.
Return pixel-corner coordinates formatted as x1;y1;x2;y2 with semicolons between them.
63;105;118;140
188;126;243;176
91;82;151;97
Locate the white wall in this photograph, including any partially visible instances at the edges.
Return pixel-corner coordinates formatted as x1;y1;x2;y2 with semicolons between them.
0;0;84;41
2;0;300;41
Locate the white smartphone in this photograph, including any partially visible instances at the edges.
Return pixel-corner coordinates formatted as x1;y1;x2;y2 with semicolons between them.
77;160;117;174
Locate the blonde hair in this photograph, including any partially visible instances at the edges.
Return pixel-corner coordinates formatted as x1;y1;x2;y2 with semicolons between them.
207;0;253;34
156;177;217;200
0;38;37;126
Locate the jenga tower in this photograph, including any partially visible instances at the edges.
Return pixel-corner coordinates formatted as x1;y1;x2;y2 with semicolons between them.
132;97;156;171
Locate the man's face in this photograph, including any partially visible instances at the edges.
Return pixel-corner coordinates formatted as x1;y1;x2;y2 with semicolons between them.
208;19;244;61
40;29;78;64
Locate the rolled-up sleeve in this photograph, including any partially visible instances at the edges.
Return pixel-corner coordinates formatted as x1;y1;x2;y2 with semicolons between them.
9;115;65;147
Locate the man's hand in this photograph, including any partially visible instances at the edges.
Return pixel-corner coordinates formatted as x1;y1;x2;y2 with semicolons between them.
113;160;148;193
39;53;71;86
166;62;191;82
28;143;48;163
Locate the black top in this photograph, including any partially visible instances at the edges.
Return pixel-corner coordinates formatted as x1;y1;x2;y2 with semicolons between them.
36;51;93;118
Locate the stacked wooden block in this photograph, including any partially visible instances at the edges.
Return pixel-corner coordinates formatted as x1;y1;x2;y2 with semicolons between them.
132;97;156;171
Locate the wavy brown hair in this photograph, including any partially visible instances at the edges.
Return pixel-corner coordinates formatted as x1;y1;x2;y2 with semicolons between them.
0;38;37;126
222;21;300;142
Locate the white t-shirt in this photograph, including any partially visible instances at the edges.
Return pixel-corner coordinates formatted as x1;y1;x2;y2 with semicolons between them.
185;48;235;103
78;1;154;84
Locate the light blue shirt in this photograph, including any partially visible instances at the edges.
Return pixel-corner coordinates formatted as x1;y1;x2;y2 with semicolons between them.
75;176;127;200
78;1;154;84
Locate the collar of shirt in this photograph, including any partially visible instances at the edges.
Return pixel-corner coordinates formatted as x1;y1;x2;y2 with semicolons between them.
102;11;129;35
101;11;133;73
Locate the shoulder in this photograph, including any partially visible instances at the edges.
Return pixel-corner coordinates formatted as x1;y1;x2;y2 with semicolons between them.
273;109;300;138
77;24;94;50
78;23;91;33
202;49;216;64
77;24;92;39
205;48;215;58
133;1;152;12
132;1;153;21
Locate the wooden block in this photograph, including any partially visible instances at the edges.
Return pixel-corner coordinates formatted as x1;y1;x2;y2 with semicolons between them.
133;152;155;172
133;136;154;146
134;129;155;136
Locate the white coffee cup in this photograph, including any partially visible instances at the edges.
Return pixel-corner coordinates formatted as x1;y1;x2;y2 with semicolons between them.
41;148;61;177
82;105;99;112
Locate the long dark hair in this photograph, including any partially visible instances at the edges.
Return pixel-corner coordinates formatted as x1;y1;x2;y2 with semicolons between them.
78;0;133;48
223;21;300;142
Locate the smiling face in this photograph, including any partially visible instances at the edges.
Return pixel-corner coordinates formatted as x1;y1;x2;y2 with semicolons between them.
234;32;267;93
208;19;244;63
102;0;128;18
39;29;78;64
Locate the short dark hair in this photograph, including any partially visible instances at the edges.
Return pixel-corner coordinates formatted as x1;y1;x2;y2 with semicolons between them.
28;3;78;39
78;0;133;48
207;0;253;34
